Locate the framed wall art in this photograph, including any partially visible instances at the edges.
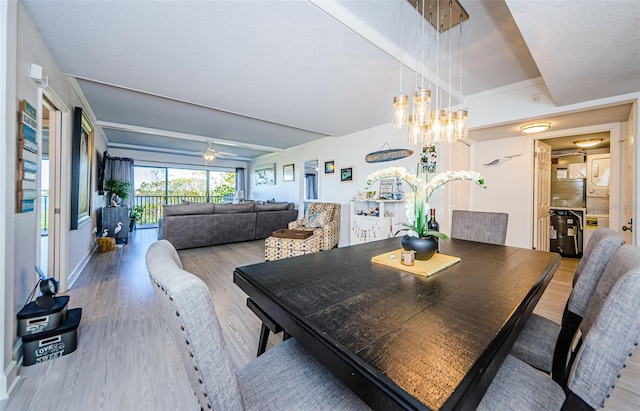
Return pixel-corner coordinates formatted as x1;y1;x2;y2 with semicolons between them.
255;163;276;186
70;107;93;229
324;160;335;174
283;164;295;182
340;167;353;182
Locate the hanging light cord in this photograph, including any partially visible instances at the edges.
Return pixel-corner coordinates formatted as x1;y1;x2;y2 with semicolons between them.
448;1;453;111
458;13;463;110
398;0;404;94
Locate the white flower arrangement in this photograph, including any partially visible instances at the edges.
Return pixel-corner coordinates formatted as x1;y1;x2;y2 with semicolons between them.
366;166;486;239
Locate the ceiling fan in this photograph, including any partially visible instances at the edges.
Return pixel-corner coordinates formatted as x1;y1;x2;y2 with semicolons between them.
201;140;245;162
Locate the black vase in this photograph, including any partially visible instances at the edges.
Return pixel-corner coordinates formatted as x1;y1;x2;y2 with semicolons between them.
401;235;438;261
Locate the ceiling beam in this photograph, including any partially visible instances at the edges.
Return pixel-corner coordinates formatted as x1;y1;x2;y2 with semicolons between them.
96;121;285;153
107;142;253;162
309;0;461;101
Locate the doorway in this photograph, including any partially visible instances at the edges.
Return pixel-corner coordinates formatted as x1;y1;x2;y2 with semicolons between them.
533;124;629;253
39;95;65;288
304;159;319;201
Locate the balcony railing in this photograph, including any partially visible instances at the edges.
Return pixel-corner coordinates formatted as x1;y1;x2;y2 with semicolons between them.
132;194;233;226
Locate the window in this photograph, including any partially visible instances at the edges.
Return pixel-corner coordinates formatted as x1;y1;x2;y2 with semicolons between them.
133;166;236;226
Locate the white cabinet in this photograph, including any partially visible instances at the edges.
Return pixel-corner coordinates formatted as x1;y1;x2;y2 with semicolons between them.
350;199;404;245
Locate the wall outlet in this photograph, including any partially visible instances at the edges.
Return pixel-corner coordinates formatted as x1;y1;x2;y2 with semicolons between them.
531;92;541;104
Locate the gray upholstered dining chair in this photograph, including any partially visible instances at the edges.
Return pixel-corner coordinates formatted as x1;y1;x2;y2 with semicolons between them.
450;210;509;245
145;240;369;411
478;245;640;410
510;228;625;382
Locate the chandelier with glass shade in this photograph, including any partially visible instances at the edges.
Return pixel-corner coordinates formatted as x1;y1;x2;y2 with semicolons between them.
392;0;469;146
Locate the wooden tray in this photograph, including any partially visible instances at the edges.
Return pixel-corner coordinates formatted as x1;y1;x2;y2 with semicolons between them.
271;229;314;239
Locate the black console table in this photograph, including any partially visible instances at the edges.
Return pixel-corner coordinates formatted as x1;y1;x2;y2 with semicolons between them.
101;206;129;244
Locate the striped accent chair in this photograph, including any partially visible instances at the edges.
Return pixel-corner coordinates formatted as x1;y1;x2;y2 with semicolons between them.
288;202;340;250
145;240;368;411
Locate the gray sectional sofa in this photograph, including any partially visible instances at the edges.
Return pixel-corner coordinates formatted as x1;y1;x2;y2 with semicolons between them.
157;202;298;250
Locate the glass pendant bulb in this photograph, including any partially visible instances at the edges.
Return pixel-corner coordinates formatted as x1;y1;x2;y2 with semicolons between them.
445;111;456;143
407;115;420;144
412;89;432;127
455;109;468;140
431;109;446;143
392;94;409;129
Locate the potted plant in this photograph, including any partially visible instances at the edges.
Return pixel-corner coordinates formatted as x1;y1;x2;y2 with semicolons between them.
366;166;486;260
129;205;144;232
104;179;130;207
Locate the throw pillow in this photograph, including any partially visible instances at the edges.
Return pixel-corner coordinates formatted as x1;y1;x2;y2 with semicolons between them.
304;210;327;228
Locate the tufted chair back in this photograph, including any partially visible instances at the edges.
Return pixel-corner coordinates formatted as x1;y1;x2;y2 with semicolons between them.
146;240;243;410
450;210;509;245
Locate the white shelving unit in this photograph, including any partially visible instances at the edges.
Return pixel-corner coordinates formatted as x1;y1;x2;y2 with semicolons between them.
350;199;404;245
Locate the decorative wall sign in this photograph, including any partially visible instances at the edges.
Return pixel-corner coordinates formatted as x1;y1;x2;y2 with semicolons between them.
482;153;523;168
255;163;275;186
365;143;413;163
18;100;38;213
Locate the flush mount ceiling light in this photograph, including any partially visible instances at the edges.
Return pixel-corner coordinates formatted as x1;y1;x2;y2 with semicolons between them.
573;138;603;148
520;122;551;134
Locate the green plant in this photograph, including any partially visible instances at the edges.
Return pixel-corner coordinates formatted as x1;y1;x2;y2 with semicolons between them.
129;205;144;222
104;179;131;200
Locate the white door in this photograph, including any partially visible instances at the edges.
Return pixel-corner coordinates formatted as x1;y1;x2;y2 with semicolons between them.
621;116;635;244
443;141;470;235
533;141;552;251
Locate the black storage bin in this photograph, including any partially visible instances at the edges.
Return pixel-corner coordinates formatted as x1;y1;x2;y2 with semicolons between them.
22;308;82;366
17;296;69;336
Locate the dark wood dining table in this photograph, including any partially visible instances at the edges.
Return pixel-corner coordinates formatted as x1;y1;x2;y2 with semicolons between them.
233;237;560;410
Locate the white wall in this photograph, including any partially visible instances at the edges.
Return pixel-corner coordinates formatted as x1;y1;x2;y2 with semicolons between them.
1;0;16;399
1;3;107;394
469;136;533;248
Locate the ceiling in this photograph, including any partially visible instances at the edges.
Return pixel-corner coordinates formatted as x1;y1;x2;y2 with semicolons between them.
21;0;640;162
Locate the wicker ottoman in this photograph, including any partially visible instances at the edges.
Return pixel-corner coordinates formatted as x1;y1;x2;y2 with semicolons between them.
265;233;320;261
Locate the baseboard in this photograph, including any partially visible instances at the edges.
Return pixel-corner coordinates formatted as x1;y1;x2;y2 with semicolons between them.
67;246;96;289
1;340;22;399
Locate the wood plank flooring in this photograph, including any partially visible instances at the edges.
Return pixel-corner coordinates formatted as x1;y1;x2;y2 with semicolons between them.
1;229;638;410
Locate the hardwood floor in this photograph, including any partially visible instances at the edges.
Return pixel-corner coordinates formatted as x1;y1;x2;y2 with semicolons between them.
1;229;638;410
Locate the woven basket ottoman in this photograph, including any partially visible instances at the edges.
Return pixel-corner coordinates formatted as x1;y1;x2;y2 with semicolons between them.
265;233;320;261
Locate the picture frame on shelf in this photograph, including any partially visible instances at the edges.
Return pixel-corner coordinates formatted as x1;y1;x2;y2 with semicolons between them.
378;178;394;199
283;164;295;182
70;107;93;230
255;163;276;186
324;160;335;174
340;167;353;182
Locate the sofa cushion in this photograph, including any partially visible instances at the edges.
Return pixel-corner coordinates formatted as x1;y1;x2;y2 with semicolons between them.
255;203;289;212
164;203;214;216
213;203;255;214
